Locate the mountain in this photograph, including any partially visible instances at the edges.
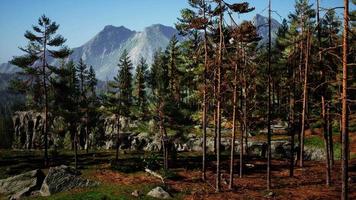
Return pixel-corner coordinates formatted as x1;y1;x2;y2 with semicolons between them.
0;62;19;74
0;24;181;80
0;16;280;80
252;14;281;45
67;24;181;80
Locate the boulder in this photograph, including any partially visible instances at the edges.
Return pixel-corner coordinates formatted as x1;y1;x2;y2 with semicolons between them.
131;190;140;197
147;186;171;199
304;146;326;161
40;165;98;196
0;169;45;200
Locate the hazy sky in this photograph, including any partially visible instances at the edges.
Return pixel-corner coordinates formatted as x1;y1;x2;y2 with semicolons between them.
0;0;347;63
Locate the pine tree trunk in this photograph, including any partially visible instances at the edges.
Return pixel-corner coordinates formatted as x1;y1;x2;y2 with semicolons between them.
341;0;349;199
42;30;49;167
322;97;331;185
229;50;238;189
317;0;331;185
202;5;208;181
239;87;244;178
327;105;334;167
74;124;78;170
86;112;89;154
215;2;223;192
115;115;120;162
299;29;310;168
267;0;272;190
289;57;296;177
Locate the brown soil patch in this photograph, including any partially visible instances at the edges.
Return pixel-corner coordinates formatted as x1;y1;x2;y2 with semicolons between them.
91;159;356;200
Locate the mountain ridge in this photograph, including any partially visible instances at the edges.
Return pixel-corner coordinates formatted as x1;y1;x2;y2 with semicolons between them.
0;15;281;80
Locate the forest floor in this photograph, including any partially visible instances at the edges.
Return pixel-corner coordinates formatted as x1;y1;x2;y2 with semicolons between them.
0;131;356;199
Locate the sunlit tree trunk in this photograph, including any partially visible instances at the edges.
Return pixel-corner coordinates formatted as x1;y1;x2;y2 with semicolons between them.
341;0;349;199
299;29;310;168
317;0;331;185
229;49;239;189
215;1;223;192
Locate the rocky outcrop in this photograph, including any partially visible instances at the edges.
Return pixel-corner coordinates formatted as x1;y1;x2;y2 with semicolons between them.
0;169;45;200
147;186;171;199
12;111;48;149
40;165;98;196
304;146;326;161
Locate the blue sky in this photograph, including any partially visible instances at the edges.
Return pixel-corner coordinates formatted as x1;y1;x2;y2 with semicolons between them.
0;0;347;63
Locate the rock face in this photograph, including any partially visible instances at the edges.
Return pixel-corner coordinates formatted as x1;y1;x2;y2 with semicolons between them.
40;165;98;196
0;169;45;200
12;111;48;149
147;186;171;199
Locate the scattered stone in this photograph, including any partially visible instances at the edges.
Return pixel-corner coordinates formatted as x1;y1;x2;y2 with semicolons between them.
245;163;255;168
0;169;45;200
131;190;140;197
147;186;171;199
264;191;275;198
40;165;98;196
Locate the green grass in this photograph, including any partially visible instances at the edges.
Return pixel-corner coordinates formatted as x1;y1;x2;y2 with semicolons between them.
304;136;325;148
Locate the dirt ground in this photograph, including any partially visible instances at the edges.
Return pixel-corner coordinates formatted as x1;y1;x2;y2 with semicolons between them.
92;158;356;200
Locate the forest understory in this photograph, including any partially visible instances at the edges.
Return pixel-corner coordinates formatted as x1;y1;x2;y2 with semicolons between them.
1;128;355;200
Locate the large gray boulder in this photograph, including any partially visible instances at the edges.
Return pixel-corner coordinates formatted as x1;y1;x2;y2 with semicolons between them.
147;186;171;199
0;169;45;200
40;165;98;196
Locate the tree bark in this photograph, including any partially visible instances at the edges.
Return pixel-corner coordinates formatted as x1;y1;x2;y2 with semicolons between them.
215;1;223;192
42;27;49;167
299;29;310;168
289;51;296;177
229;49;238;189
202;0;208;181
341;0;349;199
115;115;120;162
317;0;331;185
267;0;272;190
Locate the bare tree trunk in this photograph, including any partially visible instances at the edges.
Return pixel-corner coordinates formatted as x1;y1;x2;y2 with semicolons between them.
239;87;244;178
202;1;208;181
327;105;334;167
74;125;78;170
322;97;331;185
229;50;238;189
214;81;217;154
42;30;49;167
317;0;331;185
159;101;168;170
115;115;120;162
341;1;349;199
215;1;223;192
289;54;296;177
85;112;89;154
267;0;272;190
299;29;310;168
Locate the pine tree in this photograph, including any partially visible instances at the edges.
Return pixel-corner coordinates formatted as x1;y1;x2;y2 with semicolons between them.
149;50;170;170
177;0;210;180
166;35;181;103
10;15;71;166
76;58;89;151
52;60;80;169
134;57;148;117
117;50;133;118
